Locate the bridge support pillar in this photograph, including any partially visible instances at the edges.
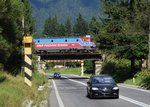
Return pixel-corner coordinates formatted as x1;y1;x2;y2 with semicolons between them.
94;60;102;75
37;56;41;73
80;60;84;76
36;56;46;74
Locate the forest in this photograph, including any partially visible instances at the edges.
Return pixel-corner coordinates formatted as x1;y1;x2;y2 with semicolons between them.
29;0;101;35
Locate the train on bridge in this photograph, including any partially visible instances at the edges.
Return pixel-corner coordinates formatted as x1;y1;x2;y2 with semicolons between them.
33;35;96;53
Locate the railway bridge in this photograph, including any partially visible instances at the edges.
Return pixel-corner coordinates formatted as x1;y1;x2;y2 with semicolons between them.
36;52;102;75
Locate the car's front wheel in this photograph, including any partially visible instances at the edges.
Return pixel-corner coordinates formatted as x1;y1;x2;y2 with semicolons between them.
89;91;94;99
115;95;119;99
87;88;90;98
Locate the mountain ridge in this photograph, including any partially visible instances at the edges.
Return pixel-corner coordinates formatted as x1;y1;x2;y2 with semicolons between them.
29;0;102;34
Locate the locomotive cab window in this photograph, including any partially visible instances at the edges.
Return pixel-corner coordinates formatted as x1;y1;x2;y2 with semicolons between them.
76;39;79;42
51;40;53;42
38;40;40;43
65;40;67;42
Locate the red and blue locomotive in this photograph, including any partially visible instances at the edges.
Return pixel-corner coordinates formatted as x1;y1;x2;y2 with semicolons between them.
33;35;96;53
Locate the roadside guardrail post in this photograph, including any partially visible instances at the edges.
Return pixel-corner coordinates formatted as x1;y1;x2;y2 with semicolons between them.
23;34;32;87
80;60;84;76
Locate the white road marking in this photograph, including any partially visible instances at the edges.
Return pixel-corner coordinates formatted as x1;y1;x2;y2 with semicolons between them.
61;75;68;79
120;95;150;107
52;79;65;107
118;84;150;94
69;79;87;86
68;78;150;107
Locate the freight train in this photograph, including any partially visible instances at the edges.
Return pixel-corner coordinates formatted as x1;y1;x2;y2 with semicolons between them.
33;35;96;53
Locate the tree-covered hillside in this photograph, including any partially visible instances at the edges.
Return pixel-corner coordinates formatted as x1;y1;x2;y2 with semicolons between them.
29;0;101;35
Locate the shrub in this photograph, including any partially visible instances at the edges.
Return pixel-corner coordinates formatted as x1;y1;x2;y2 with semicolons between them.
101;55;132;83
0;63;4;71
135;71;150;89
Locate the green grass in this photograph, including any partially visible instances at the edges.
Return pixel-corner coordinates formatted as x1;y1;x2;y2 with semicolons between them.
0;71;49;107
46;67;92;77
124;71;150;89
47;68;81;75
124;77;142;86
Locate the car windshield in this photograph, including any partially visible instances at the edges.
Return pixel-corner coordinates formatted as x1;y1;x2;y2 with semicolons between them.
54;72;60;74
92;76;115;84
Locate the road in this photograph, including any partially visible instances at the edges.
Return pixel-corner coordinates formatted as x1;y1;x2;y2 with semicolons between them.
48;74;150;107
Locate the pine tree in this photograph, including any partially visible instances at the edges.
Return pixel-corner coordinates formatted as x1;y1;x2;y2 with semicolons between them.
89;16;99;35
73;13;89;36
58;24;66;37
43;16;59;37
22;0;35;34
64;18;72;37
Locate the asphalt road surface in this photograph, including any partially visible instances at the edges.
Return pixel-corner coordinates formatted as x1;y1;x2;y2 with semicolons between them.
48;74;150;107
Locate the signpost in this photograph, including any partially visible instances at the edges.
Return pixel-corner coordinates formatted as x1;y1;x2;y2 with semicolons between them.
23;34;32;87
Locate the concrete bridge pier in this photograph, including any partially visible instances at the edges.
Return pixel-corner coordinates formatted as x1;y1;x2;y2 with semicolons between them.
37;56;41;72
36;56;46;74
94;60;102;75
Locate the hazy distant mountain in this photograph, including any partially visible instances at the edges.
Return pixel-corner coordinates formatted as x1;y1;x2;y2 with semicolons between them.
29;0;102;35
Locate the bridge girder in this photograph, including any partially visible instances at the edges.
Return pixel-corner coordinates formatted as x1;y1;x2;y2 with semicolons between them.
35;53;102;60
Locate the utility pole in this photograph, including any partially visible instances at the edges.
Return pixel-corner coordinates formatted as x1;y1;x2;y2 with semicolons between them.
21;0;25;35
148;19;150;68
147;0;150;68
22;16;24;35
21;0;25;75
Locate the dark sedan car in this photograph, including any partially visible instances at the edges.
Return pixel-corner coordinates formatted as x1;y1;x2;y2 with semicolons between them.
87;75;119;99
53;72;61;78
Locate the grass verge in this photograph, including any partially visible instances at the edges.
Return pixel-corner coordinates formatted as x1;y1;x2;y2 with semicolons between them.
0;71;49;107
46;67;92;77
47;68;81;75
124;71;150;89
